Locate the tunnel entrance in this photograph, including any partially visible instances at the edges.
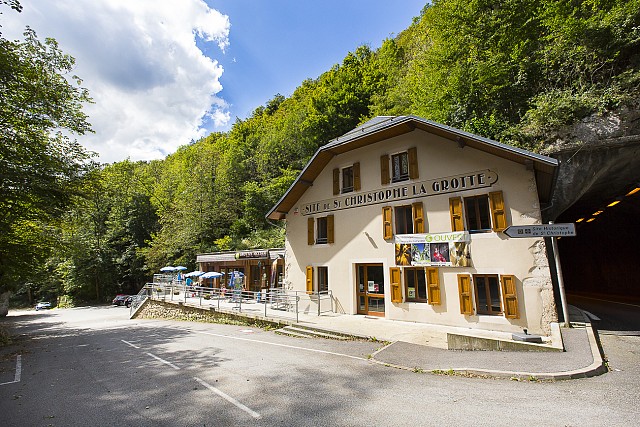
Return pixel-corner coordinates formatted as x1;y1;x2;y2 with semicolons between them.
554;181;640;299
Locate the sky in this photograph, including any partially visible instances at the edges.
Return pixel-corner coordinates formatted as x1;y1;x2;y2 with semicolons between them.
3;0;426;164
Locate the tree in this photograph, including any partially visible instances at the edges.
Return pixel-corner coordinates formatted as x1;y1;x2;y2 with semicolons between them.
0;3;94;301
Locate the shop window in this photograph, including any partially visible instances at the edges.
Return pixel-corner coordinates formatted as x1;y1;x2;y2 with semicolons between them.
449;191;507;233
307;215;334;245
333;163;360;195
380;148;418;185
317;266;328;293
405;268;427;302
473;274;502;315
383;202;425;239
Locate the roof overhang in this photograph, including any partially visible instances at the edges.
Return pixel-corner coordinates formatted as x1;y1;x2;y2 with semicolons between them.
266;116;558;220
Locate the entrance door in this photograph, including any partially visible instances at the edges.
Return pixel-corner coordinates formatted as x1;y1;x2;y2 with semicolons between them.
356;264;385;316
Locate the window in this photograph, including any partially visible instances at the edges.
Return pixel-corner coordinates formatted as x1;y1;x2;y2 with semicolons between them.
395;205;413;234
473;274;502;315
391;152;409;182
449;191;507;233
405;268;427;302
380;148;418;185
307;215;334;245
317;267;328;293
465;195;492;231
333;163;360;195
383;202;425;239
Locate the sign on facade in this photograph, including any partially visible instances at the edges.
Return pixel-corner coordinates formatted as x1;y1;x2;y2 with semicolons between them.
395;232;472;267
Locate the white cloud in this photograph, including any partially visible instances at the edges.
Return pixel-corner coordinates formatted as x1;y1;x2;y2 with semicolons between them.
3;0;230;163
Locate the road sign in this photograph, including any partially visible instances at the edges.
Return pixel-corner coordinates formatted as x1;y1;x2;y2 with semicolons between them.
503;223;576;238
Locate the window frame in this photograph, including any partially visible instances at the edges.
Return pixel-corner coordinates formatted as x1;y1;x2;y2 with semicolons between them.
391;152;410;183
341;166;354;193
464;194;492;233
394;205;414;235
317;266;329;293
473;274;503;316
316;216;328;244
404;267;427;303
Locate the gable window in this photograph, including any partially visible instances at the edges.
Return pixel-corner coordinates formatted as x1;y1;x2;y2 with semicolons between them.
449;191;507;233
333;163;360;195
380;148;418;185
317;266;328;293
405;267;427;302
307;215;334;245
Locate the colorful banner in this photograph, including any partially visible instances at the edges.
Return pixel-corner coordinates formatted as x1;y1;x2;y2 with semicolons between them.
395;232;472;267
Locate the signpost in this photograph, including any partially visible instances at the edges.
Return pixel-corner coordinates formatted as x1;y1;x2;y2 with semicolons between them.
504;222;576;328
503;223;576;238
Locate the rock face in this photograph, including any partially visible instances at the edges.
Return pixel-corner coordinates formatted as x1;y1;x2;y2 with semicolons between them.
542;107;640;221
0;292;9;317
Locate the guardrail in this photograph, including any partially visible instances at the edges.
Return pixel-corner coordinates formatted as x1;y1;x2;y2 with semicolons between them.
132;283;334;323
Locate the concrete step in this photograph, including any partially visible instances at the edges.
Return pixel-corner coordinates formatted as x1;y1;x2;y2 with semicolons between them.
275;325;351;340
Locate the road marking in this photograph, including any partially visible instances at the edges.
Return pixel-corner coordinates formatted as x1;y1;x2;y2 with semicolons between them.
121;339;140;349
0;355;21;386
570;294;640;308
194;331;367;361
193;376;261;419
146;352;181;370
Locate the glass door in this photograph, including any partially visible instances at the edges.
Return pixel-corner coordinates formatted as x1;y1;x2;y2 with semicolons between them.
356;264;385;316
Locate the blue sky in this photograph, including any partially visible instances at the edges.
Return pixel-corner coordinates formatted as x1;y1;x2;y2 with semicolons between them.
4;1;425;163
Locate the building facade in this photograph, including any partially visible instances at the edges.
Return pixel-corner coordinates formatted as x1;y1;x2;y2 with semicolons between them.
267;116;560;336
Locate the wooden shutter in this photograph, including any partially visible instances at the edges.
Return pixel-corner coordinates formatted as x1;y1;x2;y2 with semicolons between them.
305;266;313;294
501;275;519;319
489;191;507;232
327;215;334;244
353;162;361;191
427;267;441;305
382;206;393;240
380;154;390;185
412;202;425;233
333;168;340;195
307;217;315;245
408;147;419;179
390;267;402;303
457;274;473;315
449;197;464;231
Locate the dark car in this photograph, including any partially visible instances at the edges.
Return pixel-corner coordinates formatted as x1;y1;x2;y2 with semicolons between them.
112;294;129;306
125;296;133;308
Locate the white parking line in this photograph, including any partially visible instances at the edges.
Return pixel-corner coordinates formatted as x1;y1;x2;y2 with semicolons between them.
194;377;261;419
121;339;140;349
146;352;181;370
195;330;367;361
0;355;21;386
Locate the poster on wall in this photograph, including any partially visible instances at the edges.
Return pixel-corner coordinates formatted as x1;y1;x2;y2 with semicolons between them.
395;232;472;267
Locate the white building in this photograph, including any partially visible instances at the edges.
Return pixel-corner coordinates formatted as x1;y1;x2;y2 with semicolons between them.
267;116;559;336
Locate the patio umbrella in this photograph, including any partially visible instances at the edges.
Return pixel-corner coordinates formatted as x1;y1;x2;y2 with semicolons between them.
160;266;176;272
174;266;187;271
201;271;224;279
185;270;205;277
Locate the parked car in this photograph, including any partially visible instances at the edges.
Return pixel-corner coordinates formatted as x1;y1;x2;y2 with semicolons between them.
35;301;52;311
125;296;133;308
112;294;129;306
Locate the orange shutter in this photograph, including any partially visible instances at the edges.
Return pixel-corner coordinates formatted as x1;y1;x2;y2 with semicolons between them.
353;162;361;191
408;147;419;179
333;168;340;195
457;274;473;315
305;266;313;294
489;191;507;232
390;267;402;303
501;275;519;319
327;215;334;244
307;217;315;245
380;155;390;185
449;197;464;231
382;207;393;240
427;267;441;305
412;202;425;233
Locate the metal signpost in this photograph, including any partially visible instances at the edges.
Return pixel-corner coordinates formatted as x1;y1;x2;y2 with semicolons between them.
503;222;576;328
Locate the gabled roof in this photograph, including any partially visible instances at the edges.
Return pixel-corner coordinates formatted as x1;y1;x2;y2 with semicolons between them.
267;115;558;220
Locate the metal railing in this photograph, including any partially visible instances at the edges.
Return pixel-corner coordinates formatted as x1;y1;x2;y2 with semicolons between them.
133;283;332;323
